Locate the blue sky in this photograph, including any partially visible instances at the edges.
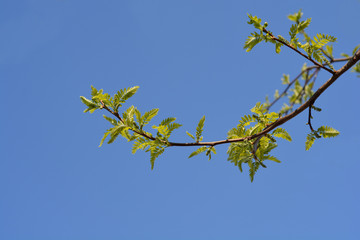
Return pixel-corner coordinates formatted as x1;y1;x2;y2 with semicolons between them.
1;0;359;239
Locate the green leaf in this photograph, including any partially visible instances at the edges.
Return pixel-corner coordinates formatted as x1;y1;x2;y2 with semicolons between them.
239;115;256;127
108;125;128;144
196;116;205;142
152;125;169;137
297;18;311;32
99;130;111;147
244;33;263;52
132;137;148;154
305;133;316;150
264;155;281;163
114;86;139;103
325;45;333;58
274;89;279;99
249;161;260;182
318;126;340;138
351;62;360;77
188;146;208;158
275;42;282;53
142;108;159;125
122;106;135;127
134;108;142;126
91;85;98;96
167;122;182;134
311;105;322;112
250;102;267;116
150;146;165;170
312;49;324;64
186;131;195;140
80;96;99;113
247;14;263;30
288;9;303;23
281;74;290;85
103;115;118;126
352;44;360;55
160;117;176;126
272;128;292;142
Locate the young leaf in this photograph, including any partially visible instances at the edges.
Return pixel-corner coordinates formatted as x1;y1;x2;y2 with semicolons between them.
196;116;205;142
244;33;262;52
142;108;159;125
281;74;290;85
272;128;292;142
318;126;340;138
80;96;99;113
297;18;311;32
186;131;195;140
264;155;281;163
352;44;360;55
188;146;208;158
103;115;117;126
305;133;316;150
288;9;303;23
160;117;176;126
99;130;111;147
150;146;165;170
275;42;282;53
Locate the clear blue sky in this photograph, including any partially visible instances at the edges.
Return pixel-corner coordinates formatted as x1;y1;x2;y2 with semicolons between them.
1;0;359;239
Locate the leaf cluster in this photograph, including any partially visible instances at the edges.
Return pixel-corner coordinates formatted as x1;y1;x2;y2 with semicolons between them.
245;10;337;70
227;103;291;181
81;86;182;169
187;116;217;161
305;126;339;150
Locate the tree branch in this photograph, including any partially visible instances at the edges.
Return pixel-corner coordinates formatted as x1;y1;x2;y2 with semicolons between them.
262;28;335;74
101;49;360;148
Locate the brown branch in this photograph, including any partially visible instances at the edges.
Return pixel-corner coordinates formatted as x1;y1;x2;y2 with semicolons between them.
262;28;335;74
102;49;360;148
100;101;159;142
307;102;316;132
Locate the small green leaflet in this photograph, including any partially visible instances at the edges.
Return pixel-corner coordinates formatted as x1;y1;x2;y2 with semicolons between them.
142;108;159;126
305;133;316;151
186;131;195;140
150;146;165;170
272;128;292;142
247;14;263;30
288;9;303;23
244;33;262;52
80;96;99;113
352;44;360;55
281;74;290;85
103;115;117;126
99;124;128;147
188;146;216;160
275;42;282;53
317;126;340;138
196;116;205;142
274;89;279;98
264;155;281;163
188;146;208;158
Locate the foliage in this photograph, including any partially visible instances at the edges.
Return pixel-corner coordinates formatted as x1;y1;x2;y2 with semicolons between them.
81;10;360;181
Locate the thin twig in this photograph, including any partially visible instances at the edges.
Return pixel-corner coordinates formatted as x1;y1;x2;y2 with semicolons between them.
307;102;316;132
266;56;350;111
262;28;334;74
